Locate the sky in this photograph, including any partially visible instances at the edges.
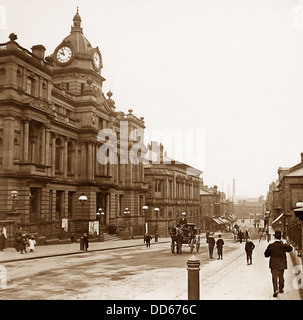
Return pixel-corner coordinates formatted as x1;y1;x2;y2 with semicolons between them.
1;0;303;199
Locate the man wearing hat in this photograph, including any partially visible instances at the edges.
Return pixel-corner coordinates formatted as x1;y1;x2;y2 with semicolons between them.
264;230;292;297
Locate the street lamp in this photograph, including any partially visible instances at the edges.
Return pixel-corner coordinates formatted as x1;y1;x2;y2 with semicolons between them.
142;205;148;235
96;208;104;241
124;207;131;239
78;193;88;236
283;212;291;240
154;207;160;242
10;190;18;211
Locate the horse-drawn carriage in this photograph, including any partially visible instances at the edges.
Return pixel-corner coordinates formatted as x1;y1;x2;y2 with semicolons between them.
170;223;200;255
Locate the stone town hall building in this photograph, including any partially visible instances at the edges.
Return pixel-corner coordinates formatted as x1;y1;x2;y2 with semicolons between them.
0;10;148;243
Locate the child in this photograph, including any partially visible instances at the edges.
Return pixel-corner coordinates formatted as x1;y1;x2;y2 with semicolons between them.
28;235;36;253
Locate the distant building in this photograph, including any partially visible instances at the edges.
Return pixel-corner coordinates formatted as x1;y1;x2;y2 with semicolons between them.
267;153;303;254
144;141;202;237
234;197;265;220
199;185;235;232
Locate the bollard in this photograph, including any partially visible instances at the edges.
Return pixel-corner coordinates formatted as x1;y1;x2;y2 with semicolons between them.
187;255;200;300
80;237;84;250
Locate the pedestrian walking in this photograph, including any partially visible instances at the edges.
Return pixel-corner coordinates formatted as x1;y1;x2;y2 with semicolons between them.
207;232;215;258
0;225;7;251
238;230;243;243
264;230;293;298
28;235;36;252
20;231;28;254
83;233;89;251
216;234;224;259
244;228;250;241
144;233;152;248
245;239;255;265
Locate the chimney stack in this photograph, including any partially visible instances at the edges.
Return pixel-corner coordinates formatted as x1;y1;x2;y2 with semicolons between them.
31;45;46;60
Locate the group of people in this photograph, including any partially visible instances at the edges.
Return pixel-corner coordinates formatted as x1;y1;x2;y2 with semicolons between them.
206;228;293;298
206;232;224;259
14;227;36;254
232;224;250;243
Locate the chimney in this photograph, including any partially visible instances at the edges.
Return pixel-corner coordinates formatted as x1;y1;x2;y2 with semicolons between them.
31;45;46;60
301;152;303;163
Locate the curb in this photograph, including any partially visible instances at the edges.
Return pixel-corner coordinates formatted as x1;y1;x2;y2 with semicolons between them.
0;240;172;264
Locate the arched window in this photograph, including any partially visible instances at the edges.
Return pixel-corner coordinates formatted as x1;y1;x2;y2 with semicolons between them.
67;140;74;174
13;137;19;160
29;124;37;163
55;138;63;171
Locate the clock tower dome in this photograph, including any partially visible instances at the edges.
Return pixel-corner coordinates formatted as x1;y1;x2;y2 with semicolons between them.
51;8;105;95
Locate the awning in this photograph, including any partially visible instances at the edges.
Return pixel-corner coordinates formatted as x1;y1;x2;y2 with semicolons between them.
271;213;284;225
228;214;236;221
212;218;223;224
218;217;229;224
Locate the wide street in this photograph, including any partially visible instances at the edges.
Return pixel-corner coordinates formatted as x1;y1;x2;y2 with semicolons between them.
0;226;302;300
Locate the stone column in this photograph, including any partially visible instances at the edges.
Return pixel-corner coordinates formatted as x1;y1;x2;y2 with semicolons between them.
45;126;50;166
51;133;57;176
40;125;46;165
63;137;69;180
80;142;86;180
23;119;30;162
87;141;93;181
2;115;15;170
74;142;79;180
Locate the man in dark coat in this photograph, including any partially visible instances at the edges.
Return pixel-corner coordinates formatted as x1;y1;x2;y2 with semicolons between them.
216;234;224;259
207;232;215;259
264;230;292;297
144;233;152;248
245;239;255;265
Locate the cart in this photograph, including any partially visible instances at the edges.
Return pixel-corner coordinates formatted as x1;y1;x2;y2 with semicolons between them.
170;223;200;255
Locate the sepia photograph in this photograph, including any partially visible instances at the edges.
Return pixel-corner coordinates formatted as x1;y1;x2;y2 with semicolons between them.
0;0;302;306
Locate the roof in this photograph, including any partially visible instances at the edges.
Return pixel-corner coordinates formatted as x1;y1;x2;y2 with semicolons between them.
286;167;303;177
200;190;212;195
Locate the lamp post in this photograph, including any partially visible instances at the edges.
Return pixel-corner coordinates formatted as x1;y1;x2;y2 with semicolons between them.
265;210;270;242
78;193;88;236
142;205;148;235
283;212;291;240
154;207;160;242
124;207;130;239
96;208;104;241
10;190;18;211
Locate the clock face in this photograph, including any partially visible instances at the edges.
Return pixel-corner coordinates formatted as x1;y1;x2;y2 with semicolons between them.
93;51;101;69
56;46;72;64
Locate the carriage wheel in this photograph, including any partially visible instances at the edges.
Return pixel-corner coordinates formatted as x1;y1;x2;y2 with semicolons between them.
196;242;200;252
177;243;182;255
190;239;194;254
171;242;175;254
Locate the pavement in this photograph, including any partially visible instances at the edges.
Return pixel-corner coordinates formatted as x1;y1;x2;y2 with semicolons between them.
0;237;170;263
183;236;303;300
0;233;302;300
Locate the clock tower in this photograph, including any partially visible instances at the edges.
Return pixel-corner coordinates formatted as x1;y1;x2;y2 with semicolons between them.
51;8;105;95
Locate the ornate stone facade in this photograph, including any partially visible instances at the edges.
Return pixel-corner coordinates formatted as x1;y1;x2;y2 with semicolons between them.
0;10;148;243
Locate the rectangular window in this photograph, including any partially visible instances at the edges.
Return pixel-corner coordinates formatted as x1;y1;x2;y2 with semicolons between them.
56;190;65;220
155;180;162;198
26;77;35;96
68;191;76;219
29;187;41;223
